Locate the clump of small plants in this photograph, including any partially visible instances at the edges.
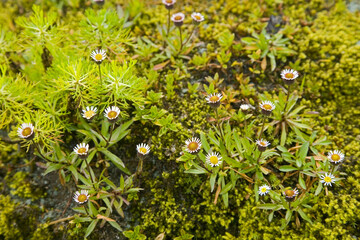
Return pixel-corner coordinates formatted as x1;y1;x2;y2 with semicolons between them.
177;68;345;228
0;0;355;239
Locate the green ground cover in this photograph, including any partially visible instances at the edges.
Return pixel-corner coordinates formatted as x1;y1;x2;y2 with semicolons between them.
0;0;359;239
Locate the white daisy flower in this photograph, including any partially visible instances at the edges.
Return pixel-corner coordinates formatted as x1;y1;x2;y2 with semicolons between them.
284;188;299;199
259;184;271;196
281;69;299;81
259;101;275;115
73;190;90;204
206;93;222;104
240;104;253;111
73;143;89;156
17;123;34;139
185;137;202;153
90;49;106;63
82;106;97;120
191;12;205;23
136;143;150;155
171;13;185;27
327;150;345;164
162;0;176;9
93;0;104;5
206;93;222;109
320;173;336;187
206;152;222;167
256;139;270;152
104;106;120;121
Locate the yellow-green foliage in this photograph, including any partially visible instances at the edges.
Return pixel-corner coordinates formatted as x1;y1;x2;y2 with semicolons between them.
6;171;44;200
0;0;360;239
0;195;50;240
0;195;22;240
289;2;360;160
134;171;360;239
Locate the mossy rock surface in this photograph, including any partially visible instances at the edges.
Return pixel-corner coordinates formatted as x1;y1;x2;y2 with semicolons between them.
0;0;359;239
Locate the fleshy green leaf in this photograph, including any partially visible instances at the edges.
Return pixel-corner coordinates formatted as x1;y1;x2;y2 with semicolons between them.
85;219;99;238
315;181;323;195
100;149;130;175
299;175;306;190
279;165;298;172
200;132;210;152
297;208;313;224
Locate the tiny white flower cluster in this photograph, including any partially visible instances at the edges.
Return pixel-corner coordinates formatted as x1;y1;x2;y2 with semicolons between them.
185;137;201;153
327;150;345;164
73;190;89;204
136;143;151;155
90;49;106;63
320;173;336;187
17;123;34;139
280;69;299;81
259;184;271;196
81;106;121;121
206;152;222;167
206;93;223;104
171;12;205;27
73;143;89;156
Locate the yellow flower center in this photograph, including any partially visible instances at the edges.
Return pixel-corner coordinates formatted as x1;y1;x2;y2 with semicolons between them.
174;16;182;21
285;73;294;79
107;111;118;119
139;147;148;154
261;188;267;193
259;142;266;146
95;53;103;61
187;142;199;151
209;156;219;165
77;194;87;203
84;110;95;118
324;176;332;183
331;154;340;161
77;147;87;154
195;15;201;20
22;127;32;137
262;104;272;110
166;0;173;3
209;95;219;102
285;190;294;197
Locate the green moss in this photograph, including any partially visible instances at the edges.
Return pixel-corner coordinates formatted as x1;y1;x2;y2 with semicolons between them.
6;171;44;200
0;195;56;240
0;195;22;240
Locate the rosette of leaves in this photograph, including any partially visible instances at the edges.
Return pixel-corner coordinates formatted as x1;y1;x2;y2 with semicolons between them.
241;29;296;71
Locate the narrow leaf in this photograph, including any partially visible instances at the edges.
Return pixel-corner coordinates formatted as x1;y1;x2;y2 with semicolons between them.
85;219;99;238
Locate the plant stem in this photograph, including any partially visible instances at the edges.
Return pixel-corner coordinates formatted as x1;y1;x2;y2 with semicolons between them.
182;27;196;47
106;123;115;147
84;157;96;184
283;84;291;112
166;9;171;37
136;158;143;174
258;116;266;139
224;167;254;183
98;64;102;86
33;141;55;163
93;124;108;143
215;108;225;137
214;108;227;171
48;216;75;226
178;27;183;53
256;151;263;164
83;205;93;218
